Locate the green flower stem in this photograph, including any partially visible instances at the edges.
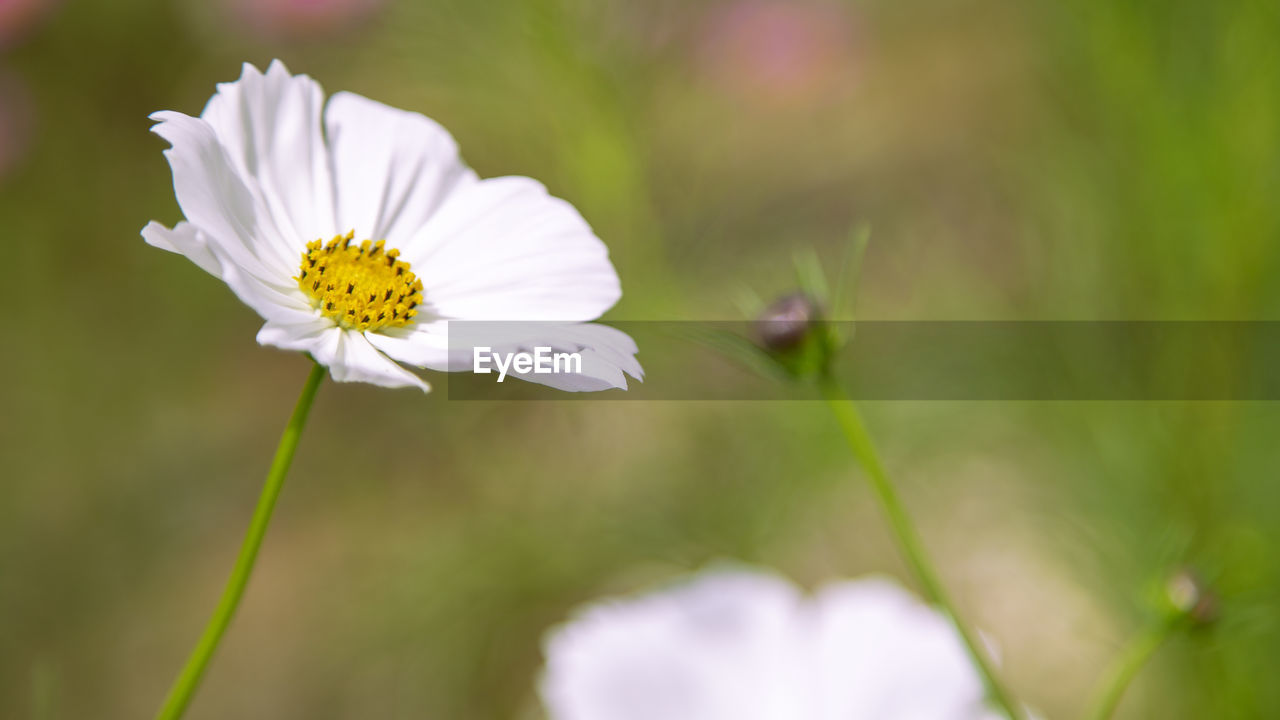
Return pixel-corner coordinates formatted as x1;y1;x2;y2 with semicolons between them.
155;361;326;720
819;376;1023;720
1087;613;1183;720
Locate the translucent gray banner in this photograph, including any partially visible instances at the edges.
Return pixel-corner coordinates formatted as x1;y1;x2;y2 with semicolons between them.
442;321;1280;400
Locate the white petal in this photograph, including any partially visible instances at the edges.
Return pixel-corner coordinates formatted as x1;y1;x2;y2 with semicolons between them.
324;91;476;244
148;110;293;284
211;261;319;326
141;221;222;278
201;60;336;265
256;316;337;353
364;320;461;370
402;176;621;322
499;324;640;392
540;569;807;720
538;324;645;384
811;577;990;720
311;329;430;392
141;190;315;325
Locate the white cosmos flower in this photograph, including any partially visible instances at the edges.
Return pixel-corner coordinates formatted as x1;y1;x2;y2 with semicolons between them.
142;60;642;392
541;568;1004;720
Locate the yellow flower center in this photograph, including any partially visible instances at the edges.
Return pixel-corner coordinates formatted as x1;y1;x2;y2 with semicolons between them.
296;230;424;332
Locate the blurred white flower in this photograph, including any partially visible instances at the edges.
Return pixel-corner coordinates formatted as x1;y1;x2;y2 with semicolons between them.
143;60;641;392
542;568;1001;720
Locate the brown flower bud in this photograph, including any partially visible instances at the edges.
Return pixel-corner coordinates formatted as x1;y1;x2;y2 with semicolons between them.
754;293;822;352
1166;568;1218;626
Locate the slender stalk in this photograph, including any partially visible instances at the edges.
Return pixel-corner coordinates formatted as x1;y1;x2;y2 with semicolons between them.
1087;614;1182;720
818;375;1023;720
155;361;326;720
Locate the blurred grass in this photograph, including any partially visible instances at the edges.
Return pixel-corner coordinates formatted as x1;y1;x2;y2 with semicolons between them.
2;0;1279;718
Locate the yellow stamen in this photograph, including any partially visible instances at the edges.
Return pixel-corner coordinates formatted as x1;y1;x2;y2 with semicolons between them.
296;230;424;332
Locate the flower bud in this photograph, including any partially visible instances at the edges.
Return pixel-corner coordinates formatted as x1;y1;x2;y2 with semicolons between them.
1165;568;1217;626
754;292;821;352
751;292;837;380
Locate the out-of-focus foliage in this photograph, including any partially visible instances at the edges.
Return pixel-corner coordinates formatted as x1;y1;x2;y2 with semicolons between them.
2;0;1278;718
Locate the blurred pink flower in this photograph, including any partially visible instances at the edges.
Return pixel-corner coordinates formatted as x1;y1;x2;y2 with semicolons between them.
697;1;859;105
0;69;34;180
0;0;58;49
228;0;386;39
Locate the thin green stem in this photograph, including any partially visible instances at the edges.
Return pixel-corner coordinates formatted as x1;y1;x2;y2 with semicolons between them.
155;361;326;720
819;376;1023;720
1087;614;1182;720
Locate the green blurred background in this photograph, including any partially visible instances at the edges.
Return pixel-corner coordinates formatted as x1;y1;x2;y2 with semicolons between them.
3;0;1279;717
